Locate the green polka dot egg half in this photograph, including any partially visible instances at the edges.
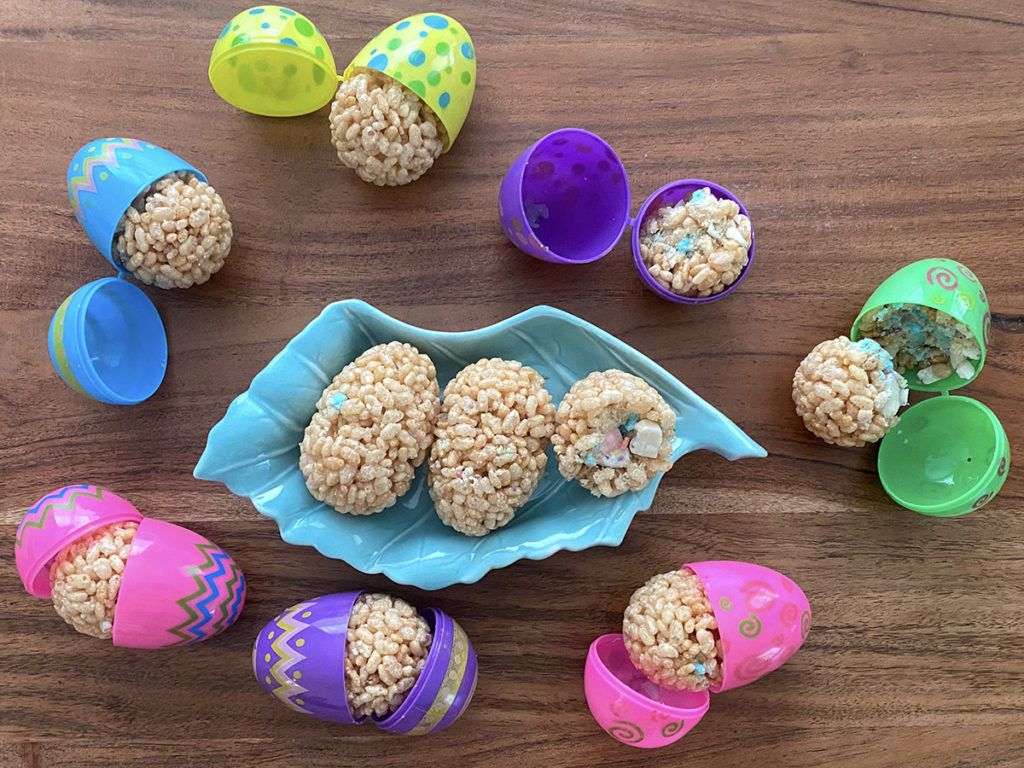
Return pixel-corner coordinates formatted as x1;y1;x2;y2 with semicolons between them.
209;6;337;117
343;13;476;151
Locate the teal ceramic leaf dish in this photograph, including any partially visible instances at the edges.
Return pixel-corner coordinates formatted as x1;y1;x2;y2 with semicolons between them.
194;300;766;590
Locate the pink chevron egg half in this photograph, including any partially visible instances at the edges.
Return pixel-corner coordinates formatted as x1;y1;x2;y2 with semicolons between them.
685;560;811;693
113;518;246;649
15;484;143;598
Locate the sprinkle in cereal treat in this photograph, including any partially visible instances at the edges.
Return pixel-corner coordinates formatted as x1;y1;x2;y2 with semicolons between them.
114;171;233;289
638;188;751;298
552;370;676;498
300;342;440;515
623;568;723;692
857;303;982;385
49;521;138;639
329;70;448;187
793;336;909;447
345;593;433;719
428;358;556;536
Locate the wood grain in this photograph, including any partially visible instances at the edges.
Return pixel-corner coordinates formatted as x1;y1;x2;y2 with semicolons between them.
2;0;1023;766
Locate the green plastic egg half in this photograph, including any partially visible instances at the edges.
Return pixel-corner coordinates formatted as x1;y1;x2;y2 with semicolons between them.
209;6;337;117
344;13;476;151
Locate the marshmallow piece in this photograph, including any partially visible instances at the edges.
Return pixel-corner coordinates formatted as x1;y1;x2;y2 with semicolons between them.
629;420;663;458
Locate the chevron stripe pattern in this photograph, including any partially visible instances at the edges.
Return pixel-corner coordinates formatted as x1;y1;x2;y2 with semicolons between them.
67;138;144;217
167;543;246;645
265;601;317;713
16;484;100;549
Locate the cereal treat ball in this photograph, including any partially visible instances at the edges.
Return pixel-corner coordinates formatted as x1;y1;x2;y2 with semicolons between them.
345;593;433;719
552;370;676;498
857;303;982;385
623;568;723;692
329;70;448;187
114;171;233;289
638;188;752;298
428;358;556;536
300;342;440;515
49;520;138;639
793;336;909;447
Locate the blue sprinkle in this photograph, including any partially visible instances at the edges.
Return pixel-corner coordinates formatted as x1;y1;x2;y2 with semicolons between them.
694;663;706;676
423;14;449;29
461;41;474;60
675;234;696;253
585;455;596;466
249;7;265;13
691;189;706;201
396;20;411;30
367;52;388;69
624;413;640;431
330;393;348;410
438;91;451;108
652;233;662;242
261;22;270;28
280;7;296;15
408;49;426;67
280;37;297;46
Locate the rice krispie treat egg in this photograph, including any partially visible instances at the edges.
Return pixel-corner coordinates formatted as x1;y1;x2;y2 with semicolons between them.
638;188;751;298
428;358;556;536
300;342;440;515
793;336;909;447
329;70;448;187
857;303;982;385
552;369;676;498
49;520;138;639
345;593;433;719
623;568;723;692
114;171;233;289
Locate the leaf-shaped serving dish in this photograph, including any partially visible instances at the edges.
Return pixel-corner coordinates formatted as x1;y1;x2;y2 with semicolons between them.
194;301;765;590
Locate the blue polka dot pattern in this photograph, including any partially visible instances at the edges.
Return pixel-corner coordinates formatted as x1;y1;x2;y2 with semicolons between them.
409;50;426;67
367;52;388;70
280;37;297;46
261;22;270;28
396;20;411;29
419;30;427;38
279;7;295;14
423;14;449;29
461;41;474;60
438;92;451;108
248;7;265;13
218;21;230;38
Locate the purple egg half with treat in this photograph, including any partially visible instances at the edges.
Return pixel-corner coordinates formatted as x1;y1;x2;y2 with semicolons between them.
253;591;477;734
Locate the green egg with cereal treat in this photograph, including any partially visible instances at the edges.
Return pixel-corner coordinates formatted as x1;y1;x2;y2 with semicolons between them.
300;342;441;516
331;13;476;185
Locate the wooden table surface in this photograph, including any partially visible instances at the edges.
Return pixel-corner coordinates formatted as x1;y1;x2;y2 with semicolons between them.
2;1;1022;766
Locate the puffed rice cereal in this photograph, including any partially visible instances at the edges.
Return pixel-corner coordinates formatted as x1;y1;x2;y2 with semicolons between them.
49;521;138;639
623;568;723;692
638;188;751;298
428;358;556;536
300;342;440;515
329;70;447;186
114;171;233;289
345;593;433;719
857;303;982;385
552;369;675;498
793;336;909;447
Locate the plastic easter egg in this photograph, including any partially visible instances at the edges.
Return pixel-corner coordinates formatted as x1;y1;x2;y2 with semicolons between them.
685;561;811;693
209;6;338;117
344;13;476;151
68;138;205;269
15;485;143;598
15;485;246;648
112;518;247;648
253;592;477;733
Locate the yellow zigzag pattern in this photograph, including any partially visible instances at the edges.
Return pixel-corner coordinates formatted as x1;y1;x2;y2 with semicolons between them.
268;601;316;713
68;138;143;214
